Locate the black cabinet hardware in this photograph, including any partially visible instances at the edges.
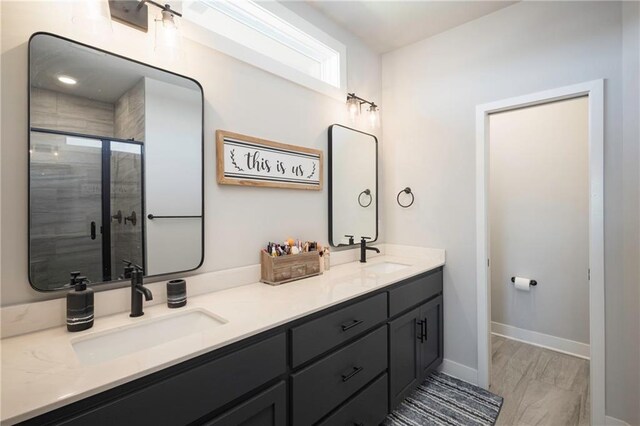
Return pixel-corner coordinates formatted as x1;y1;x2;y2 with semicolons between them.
416;319;425;343
423;318;428;341
147;214;202;220
341;366;363;382
354;423;364;426
341;319;363;331
90;221;96;240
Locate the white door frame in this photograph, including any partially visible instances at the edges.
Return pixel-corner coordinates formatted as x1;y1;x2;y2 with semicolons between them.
475;80;605;425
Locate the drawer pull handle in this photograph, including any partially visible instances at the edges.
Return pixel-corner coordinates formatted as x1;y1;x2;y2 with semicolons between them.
354;423;364;426
341;366;363;382
341;319;364;331
416;319;425;342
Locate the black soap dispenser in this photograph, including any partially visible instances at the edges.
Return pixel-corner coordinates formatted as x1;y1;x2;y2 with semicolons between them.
67;271;94;332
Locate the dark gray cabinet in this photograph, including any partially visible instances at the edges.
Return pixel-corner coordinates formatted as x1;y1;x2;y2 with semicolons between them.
291;326;387;425
204;381;286;426
389;295;444;410
318;373;389;426
291;293;387;367
389;269;442;317
55;333;287;426
26;267;443;426
388;306;422;409
420;295;443;377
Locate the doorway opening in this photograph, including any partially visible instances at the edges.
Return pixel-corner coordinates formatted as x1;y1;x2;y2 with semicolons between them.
475;80;605;425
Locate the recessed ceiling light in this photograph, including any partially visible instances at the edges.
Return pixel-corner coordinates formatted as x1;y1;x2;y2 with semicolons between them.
57;75;77;85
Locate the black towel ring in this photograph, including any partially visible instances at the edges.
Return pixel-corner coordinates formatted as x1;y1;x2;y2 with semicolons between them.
358;189;372;207
397;187;414;208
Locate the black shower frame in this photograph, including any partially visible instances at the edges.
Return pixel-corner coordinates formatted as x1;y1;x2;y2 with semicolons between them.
29;128;146;286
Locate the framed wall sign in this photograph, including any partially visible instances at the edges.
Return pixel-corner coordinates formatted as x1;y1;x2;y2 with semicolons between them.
216;130;323;190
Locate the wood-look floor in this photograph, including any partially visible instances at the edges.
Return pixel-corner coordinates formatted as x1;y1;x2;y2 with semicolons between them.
490;334;590;426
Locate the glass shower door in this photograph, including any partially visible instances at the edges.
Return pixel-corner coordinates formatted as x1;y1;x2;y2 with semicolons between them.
109;141;144;279
29;132;104;290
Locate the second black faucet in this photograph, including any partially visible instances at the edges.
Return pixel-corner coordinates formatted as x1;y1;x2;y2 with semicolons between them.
360;236;380;263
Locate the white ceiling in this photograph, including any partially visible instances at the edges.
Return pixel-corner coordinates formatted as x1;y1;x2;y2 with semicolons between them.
305;1;517;53
30;34;198;103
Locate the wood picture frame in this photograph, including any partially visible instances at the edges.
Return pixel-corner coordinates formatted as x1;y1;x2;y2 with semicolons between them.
216;130;323;190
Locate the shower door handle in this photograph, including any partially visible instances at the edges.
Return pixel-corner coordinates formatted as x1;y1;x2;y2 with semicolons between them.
90;221;97;240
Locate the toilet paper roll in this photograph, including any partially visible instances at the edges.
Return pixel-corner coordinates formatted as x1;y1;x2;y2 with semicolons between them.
513;277;531;291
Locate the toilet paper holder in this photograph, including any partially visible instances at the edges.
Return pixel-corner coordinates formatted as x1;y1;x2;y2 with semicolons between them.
511;277;537;286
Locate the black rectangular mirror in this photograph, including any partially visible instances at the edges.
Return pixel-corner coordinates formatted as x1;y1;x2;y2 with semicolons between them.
28;33;204;291
328;124;378;247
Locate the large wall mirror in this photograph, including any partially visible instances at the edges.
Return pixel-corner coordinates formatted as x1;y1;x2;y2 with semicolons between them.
328;124;378;247
29;33;204;291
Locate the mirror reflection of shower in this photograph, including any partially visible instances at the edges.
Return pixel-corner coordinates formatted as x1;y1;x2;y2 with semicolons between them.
29;131;143;290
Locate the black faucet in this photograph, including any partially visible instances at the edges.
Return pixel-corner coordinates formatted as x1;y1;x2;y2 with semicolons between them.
360;236;380;263
130;267;152;317
336;234;356;247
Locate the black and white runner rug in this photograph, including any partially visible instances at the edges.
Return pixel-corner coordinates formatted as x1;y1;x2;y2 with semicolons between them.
383;371;503;426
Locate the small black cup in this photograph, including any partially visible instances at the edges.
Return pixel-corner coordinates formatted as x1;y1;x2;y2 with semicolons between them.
166;279;187;308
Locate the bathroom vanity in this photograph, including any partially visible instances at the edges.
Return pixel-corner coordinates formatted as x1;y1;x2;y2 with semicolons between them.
2;252;444;425
4;31;447;426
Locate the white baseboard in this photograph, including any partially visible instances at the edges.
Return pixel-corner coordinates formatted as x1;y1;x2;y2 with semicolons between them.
438;358;479;385
492;322;590;359
605;415;631;426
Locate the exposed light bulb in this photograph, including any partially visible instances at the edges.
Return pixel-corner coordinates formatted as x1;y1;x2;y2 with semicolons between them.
368;104;380;128
346;96;360;121
155;9;182;63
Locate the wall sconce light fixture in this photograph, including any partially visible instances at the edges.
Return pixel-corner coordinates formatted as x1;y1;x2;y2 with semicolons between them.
346;93;380;128
108;0;181;33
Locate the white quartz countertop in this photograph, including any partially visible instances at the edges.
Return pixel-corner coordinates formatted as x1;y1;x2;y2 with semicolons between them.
1;251;444;424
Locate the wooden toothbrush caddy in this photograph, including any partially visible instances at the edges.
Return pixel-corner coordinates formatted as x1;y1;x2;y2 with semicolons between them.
261;251;322;285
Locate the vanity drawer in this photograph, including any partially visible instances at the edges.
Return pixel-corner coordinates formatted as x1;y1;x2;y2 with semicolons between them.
389;269;442;317
291;293;387;367
58;333;287;426
318;373;388;426
291;326;387;426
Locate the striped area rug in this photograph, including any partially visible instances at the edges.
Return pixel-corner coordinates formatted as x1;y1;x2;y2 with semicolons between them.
383;371;503;426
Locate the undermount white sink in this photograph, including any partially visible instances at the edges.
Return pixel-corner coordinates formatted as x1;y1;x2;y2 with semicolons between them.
364;262;410;274
71;309;227;365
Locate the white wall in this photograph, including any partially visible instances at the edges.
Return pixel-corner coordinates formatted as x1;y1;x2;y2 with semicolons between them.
381;2;639;423
489;98;589;345
0;1;381;305
144;77;202;276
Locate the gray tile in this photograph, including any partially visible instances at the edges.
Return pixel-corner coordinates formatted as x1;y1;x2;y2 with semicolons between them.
491;336;590;426
513;379;581;426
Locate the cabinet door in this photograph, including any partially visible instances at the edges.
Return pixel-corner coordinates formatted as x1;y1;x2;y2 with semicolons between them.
388;307;421;410
419;295;443;378
203;381;286;426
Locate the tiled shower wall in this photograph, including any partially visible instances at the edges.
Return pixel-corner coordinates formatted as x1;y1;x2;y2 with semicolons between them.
31;87;115;137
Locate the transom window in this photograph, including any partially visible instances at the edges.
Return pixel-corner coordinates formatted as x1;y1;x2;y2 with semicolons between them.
183;0;345;96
